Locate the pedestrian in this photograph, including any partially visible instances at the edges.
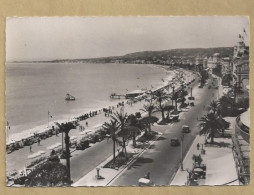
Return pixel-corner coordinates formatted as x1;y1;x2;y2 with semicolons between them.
30;145;32;153
38;138;41;146
144;172;150;179
197;143;200;150
86;121;88;127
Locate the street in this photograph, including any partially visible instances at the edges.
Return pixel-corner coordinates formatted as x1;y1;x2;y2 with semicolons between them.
111;79;218;186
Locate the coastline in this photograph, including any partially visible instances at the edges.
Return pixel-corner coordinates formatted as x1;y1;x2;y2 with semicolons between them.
6;65;195;176
6;63;176;144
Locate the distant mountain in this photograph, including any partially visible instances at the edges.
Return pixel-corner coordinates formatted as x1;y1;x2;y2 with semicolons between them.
11;47;234;63
121;47;233;59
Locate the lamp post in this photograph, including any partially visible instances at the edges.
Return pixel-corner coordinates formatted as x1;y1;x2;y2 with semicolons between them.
172;84;175;106
181;133;184;171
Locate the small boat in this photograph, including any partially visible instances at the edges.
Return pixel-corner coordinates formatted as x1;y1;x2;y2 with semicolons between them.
65;93;76;101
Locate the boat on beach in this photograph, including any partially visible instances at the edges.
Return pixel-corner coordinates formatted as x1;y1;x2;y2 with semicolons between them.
65;93;76;101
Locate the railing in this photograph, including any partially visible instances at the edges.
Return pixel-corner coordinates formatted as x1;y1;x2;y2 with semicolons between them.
235;116;249;143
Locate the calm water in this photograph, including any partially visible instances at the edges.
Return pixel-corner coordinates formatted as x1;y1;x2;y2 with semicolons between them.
6;62;171;136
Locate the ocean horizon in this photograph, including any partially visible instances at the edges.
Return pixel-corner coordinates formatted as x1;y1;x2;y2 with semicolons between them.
6;62;173;140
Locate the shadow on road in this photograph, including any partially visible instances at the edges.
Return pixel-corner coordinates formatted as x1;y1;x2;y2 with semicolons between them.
128;157;154;169
157;136;167;141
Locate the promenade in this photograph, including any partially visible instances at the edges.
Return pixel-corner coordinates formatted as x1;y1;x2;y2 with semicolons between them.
7;68;195;181
170;135;239;185
110;75;219;186
71;72;215;186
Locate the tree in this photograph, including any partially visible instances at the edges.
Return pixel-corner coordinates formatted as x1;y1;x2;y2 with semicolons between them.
219;96;234;116
199;112;227;143
171;92;179;111
140;103;157;133
25;161;69;186
164;105;175;121
154;90;169;121
126;114;143;147
103;120;119;166
209;100;221;115
200;69;208;85
55;122;75;183
111;111;130;157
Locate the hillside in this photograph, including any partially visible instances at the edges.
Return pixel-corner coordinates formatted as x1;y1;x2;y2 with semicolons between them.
15;47;233;63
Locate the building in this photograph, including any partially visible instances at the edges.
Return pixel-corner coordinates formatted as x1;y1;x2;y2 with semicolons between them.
221;57;232;75
232;41;249;91
231;39;250;185
207;53;221;73
203;56;208;69
195;56;203;72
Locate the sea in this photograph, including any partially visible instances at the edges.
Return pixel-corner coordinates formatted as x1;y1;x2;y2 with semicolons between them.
6;62;173;139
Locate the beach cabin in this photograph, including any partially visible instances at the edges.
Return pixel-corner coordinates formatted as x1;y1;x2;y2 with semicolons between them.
126;89;144;99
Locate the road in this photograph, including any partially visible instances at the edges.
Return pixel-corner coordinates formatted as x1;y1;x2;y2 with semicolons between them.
111;78;218;186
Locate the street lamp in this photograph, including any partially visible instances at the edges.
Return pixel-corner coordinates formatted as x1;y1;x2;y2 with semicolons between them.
181;133;184;171
171;84;175;106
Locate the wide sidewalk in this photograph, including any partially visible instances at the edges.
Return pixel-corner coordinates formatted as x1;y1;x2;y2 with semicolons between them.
170;126;239;185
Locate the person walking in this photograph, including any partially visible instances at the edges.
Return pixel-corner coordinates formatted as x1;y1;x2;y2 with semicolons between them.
197;143;200;150
30;145;32;153
144;172;150;179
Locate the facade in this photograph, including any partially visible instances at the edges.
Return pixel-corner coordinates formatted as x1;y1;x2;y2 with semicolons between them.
221;57;232;75
232;41;249;91
195;56;203;72
231;40;250;185
203;56;208;69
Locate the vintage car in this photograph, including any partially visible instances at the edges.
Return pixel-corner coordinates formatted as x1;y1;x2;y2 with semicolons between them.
138;178;155;186
182;125;191;133
170;137;180;146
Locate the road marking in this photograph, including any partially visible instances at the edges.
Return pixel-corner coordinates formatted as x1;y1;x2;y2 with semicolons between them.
106;132;163;186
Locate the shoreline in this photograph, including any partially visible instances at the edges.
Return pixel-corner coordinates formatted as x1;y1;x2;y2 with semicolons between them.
6;65;193;147
6;66;196;175
6;63;177;144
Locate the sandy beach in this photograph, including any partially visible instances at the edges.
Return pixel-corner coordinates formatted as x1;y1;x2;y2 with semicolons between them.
6;66;195;175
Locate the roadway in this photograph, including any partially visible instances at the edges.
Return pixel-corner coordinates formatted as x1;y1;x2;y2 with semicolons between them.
111;78;218;186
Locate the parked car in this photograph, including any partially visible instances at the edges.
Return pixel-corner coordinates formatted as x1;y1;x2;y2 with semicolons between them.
76;139;89;150
182;125;190;133
170;137;180;146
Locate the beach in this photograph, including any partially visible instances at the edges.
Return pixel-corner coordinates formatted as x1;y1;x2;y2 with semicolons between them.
6;62;195;176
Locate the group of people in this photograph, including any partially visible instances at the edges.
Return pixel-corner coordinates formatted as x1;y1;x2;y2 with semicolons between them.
77;110;100;121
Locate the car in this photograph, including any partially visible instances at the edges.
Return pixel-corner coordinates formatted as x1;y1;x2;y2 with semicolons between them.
170;137;180;146
182;125;190;133
138;178;155;186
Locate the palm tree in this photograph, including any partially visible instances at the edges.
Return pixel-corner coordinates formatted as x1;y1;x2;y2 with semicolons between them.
199;112;226;144
111;111;129;156
171;92;179;111
55;122;75;183
103;120;119;166
140;103;157;133
209;100;221;115
154;90;168;121
126;114;148;147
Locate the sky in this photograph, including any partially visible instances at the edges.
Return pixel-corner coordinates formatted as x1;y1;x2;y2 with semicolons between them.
6;16;249;61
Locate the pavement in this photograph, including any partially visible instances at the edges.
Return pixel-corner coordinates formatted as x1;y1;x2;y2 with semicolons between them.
170;135;239;185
